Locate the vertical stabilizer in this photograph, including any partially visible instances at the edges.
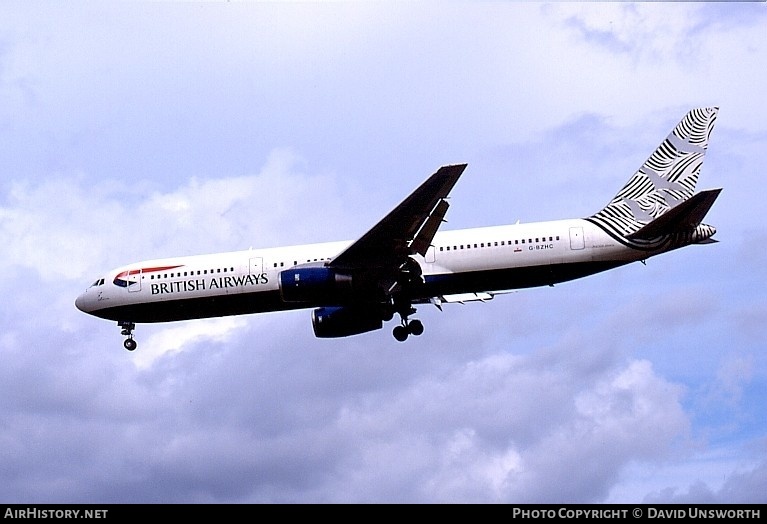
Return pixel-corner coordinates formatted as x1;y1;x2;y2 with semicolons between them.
588;107;718;242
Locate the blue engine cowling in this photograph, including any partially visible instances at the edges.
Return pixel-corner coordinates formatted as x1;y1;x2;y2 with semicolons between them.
279;266;354;304
311;306;383;338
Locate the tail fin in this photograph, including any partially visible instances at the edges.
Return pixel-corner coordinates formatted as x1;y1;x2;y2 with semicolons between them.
588;107;719;244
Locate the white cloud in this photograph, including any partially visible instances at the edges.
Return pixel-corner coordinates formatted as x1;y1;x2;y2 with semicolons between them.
549;3;705;61
0;148;346;282
1;0;766;504
632;445;767;504
134;317;248;371
325;354;689;503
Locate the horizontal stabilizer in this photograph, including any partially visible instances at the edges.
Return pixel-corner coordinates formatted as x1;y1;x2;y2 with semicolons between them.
627;188;722;240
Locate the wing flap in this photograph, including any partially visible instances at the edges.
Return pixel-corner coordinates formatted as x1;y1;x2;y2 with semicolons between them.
410;198;450;257
440;292;495;304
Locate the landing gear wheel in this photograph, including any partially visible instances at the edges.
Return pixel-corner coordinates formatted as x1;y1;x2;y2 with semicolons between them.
390;285;426;341
118;321;138;351
393;325;409;342
408;319;424;336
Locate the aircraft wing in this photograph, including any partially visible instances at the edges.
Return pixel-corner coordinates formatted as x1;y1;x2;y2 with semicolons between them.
328;164;467;272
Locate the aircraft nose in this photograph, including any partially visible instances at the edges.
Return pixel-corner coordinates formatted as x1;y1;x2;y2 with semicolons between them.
75;291;89;313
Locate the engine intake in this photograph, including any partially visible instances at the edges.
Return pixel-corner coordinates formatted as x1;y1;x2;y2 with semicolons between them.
279;266;353;304
312;306;383;338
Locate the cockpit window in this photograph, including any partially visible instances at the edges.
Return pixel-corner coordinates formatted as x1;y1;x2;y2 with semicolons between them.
90;278;105;287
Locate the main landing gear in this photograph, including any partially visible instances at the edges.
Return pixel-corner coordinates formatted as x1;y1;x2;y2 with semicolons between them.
390;259;426;342
392;317;424;342
390;302;424;342
118;321;137;351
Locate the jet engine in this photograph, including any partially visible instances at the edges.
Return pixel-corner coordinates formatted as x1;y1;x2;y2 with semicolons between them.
311;306;383;338
279;266;354;304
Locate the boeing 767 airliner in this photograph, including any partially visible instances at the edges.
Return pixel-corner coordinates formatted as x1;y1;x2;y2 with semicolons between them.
76;107;721;350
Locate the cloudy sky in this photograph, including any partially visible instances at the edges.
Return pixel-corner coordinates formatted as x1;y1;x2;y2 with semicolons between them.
1;1;766;503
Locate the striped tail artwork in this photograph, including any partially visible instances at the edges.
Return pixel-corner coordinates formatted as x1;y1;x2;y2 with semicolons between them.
587;107;720;250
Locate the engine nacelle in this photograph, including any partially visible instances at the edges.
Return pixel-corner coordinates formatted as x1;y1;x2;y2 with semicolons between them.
311;306;383;338
279;266;353;304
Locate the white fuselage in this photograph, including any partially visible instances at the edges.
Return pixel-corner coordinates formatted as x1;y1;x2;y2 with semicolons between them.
75;218;645;324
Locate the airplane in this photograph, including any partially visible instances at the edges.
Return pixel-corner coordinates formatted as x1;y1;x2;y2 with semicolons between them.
76;107;722;350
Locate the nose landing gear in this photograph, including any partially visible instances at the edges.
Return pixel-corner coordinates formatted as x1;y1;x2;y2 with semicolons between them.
118;321;137;351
